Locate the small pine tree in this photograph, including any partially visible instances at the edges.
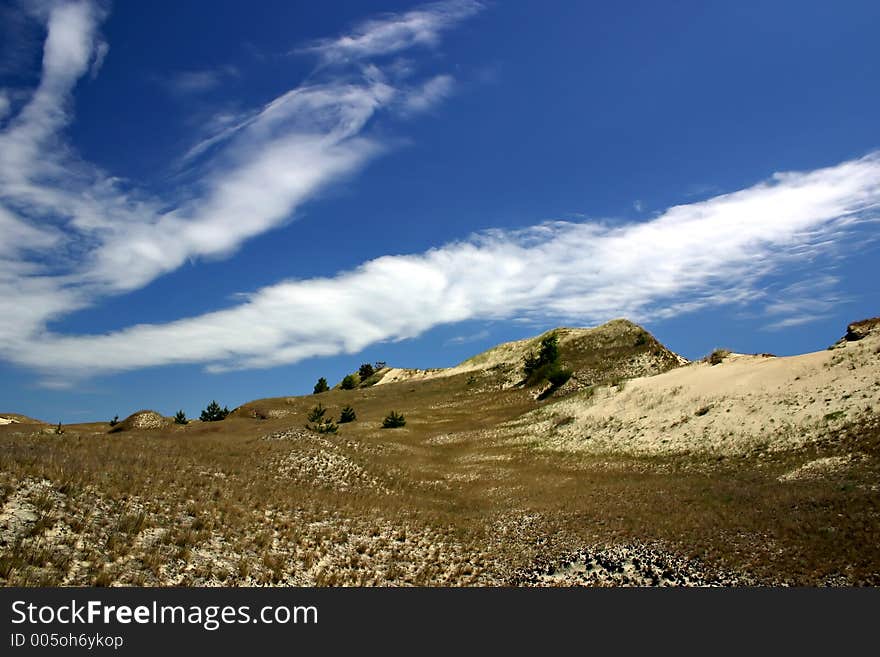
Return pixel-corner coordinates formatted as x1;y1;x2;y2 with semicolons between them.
315;420;338;434
307;403;327;423
382;411;406;428
313;377;329;394
55;421;64;435
374;361;387;371
523;333;562;385
109;415;119;427
358;363;375;379
174;410;188;425
539;334;560;364
306;403;337;433
340;374;359;390
339;405;357;423
200;400;229;422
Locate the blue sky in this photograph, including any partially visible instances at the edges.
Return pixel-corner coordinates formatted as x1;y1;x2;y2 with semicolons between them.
1;0;879;423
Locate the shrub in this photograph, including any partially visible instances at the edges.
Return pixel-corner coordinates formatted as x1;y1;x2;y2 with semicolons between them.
313;377;329;394
537;366;574;400
109;415;119;427
313;420;338;434
340;374;359;390
200;401;229;422
358;363;375;380
523;333;561;385
306;403;337;433
55;421;64;435
547;366;573;387
307;404;327;423
705;349;731;366
174;410;188;425
339;406;357;423
382;411;406;428
374;361;387;371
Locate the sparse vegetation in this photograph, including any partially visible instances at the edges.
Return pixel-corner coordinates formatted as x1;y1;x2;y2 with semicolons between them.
313;377;329;394
199;401;229;422
382;411;406;428
339;406;357;423
174;410;188;425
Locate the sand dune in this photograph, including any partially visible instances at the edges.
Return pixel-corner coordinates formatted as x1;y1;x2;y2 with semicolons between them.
520;327;879;456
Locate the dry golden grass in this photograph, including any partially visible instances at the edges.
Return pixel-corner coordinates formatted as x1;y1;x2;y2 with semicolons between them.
1;320;879;586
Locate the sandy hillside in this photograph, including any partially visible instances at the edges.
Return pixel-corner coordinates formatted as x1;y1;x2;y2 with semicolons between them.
514;320;880;457
379;319;686;392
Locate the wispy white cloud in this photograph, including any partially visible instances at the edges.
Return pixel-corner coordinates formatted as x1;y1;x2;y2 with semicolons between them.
763;315;828;331
760;275;845;331
163;66;238;95
0;0;480;378
445;329;491;345
302;0;483;65
8;152;880;379
401;74;455;114
89;39;108;79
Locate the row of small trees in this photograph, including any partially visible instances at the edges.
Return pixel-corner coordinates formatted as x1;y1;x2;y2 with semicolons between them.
171;400;229;425
306;402;405;434
313;362;387;394
108;401;230;427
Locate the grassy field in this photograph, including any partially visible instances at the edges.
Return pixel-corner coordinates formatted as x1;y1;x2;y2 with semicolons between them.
2;352;879;586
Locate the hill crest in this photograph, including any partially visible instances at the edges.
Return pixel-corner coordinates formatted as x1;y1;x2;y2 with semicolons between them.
377;319;686;394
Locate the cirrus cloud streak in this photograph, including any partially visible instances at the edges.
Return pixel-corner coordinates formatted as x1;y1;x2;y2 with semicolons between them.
8;152;880;378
